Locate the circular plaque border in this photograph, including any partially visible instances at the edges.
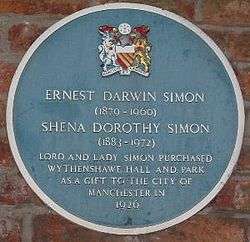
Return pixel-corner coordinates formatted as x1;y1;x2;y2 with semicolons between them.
6;3;245;235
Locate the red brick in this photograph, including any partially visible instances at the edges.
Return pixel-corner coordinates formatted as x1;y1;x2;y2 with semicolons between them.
0;146;44;205
32;214;247;242
204;30;250;62
0;95;6;129
203;30;228;53
237;147;250;171
99;0;195;19
227;32;250;62
235;67;250;100
233;180;250;211
33;214;104;242
0;94;8;144
201;0;250;26
8;23;46;52
214;177;250;211
148;215;246;242
213;179;236;209
0;62;16;93
0;0;89;15
0;216;21;242
0;142;14;168
0;174;32;205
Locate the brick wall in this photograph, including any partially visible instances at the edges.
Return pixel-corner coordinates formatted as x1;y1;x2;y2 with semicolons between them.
0;0;250;241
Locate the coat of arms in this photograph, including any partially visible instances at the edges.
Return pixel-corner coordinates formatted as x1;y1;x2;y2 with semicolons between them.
98;23;151;77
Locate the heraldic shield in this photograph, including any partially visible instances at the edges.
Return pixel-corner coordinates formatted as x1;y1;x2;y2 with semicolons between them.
98;23;151;77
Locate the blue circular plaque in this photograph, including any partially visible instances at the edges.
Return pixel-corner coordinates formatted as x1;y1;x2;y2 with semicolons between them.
7;3;245;234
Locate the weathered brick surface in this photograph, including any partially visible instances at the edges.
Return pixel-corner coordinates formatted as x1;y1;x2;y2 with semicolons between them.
202;29;228;52
203;30;250;63
32;214;247;242
99;0;195;19
0;0;89;15
227;32;250;62
0;94;7;128
8;23;46;52
0;167;44;206
0;62;16;93
0;142;14;168
212;178;237;210
0;94;8;143
233;179;250;211
237;147;250;172
244;107;250;144
214;176;250;211
235;67;250;101
0;216;21;242
148;215;247;242
32;215;104;242
0;173;32;205
201;0;250;26
0;1;195;19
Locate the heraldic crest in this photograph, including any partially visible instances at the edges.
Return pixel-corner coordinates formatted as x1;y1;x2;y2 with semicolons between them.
98;23;151;77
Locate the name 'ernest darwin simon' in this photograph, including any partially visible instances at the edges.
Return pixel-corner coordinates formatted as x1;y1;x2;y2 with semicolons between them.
45;89;205;103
